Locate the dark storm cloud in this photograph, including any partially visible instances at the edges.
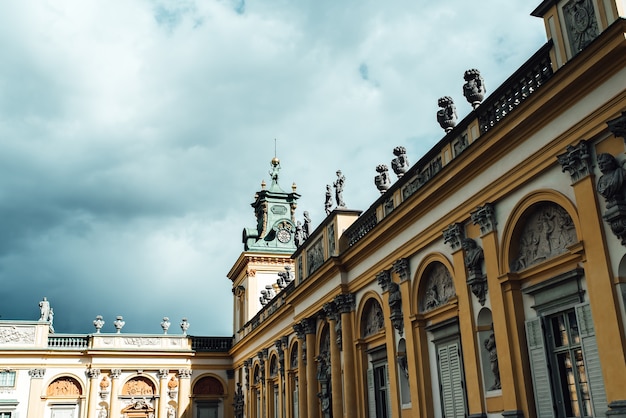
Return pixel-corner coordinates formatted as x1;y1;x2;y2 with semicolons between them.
0;0;545;335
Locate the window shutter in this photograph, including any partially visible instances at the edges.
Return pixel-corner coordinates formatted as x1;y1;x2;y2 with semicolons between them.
437;342;465;417
367;368;376;418
385;364;392;418
575;302;608;417
525;317;555;418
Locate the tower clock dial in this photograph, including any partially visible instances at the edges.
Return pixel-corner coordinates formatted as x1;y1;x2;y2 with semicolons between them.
277;228;291;243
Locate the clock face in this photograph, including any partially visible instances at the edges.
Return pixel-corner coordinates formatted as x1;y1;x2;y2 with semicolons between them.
277;228;291;243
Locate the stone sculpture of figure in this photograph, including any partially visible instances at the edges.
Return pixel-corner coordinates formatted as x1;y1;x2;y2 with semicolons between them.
324;185;333;215
484;332;501;390
303;211;312;239
269;157;280;187
334;170;346;208
374;164;392;194
39;297;50;321
462;238;484;278
391;146;409;178
388;282;402;317
259;290;268;306
294;221;303;247
597;153;626;207
463;68;486;108
100;375;110;391
436;96;457;133
168;376;179;390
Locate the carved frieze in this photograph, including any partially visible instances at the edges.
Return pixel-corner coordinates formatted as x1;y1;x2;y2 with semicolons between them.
557;140;592;183
511;203;578;271
0;326;36;345
471;203;497;235
419;263;456;313
307;238;324;276
361;299;385;338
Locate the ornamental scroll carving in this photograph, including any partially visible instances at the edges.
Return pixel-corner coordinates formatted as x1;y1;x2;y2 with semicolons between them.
361;299;385;338
47;377;82;396
122;376;155;396
511;203;577;271
419;262;456;313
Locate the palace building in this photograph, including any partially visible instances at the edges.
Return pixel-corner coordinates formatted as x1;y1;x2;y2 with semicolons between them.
2;1;626;417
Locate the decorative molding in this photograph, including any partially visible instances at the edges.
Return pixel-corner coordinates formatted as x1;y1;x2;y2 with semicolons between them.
557;140;592;183
471;203;497;235
443;223;464;251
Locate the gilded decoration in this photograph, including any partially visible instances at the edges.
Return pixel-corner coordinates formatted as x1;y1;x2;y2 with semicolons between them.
511;203;578;271
193;376;224;396
419;262;456;313
122;376;155;396
47;377;82;397
361;299;385;338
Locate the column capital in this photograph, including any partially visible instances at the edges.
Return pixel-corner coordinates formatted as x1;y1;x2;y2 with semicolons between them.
471;203;497;235
607;111;626;144
443;223;464;251
110;369;122;379
557;140;592;183
157;369;169;379
376;269;392;292
293;323;306;340
28;368;46;379
335;293;355;314
178;369;192;379
301;317;316;335
392;258;410;282
86;368;101;379
323;301;340;321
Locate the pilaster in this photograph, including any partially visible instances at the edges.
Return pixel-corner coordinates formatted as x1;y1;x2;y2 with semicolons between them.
377;269;401;418
109;369;121;418
303;317;319;418
335;293;357;418
27;368;45;418
445;225;484;415
323;301;344;418
86;368;101;418
558;140;626;407
177;369;192;418
292;323;307;418
158;369;169;418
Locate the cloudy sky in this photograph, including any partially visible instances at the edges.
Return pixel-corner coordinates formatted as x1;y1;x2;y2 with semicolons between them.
0;1;546;336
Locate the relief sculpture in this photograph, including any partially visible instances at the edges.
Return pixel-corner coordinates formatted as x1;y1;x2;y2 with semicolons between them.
419;263;455;313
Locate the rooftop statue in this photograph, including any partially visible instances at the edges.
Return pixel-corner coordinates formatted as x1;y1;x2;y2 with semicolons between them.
374;164;391;194
39;296;51;321
324;185;333;215
463;68;486;109
334;170;346;208
391;146;409;178
303;211;312;240
437;96;457;133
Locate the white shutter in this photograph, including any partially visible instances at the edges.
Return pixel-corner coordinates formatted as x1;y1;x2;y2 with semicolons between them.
525;317;555;418
367;368;377;418
575;302;608;417
384;364;392;418
437;342;465;417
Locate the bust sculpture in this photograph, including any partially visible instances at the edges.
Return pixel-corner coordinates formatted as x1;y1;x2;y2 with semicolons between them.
597;153;626;207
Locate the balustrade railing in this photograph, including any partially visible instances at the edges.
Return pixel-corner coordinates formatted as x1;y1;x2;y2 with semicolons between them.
191;336;233;352
48;335;89;349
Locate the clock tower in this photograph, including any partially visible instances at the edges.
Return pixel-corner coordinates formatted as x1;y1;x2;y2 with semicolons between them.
228;157;300;339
